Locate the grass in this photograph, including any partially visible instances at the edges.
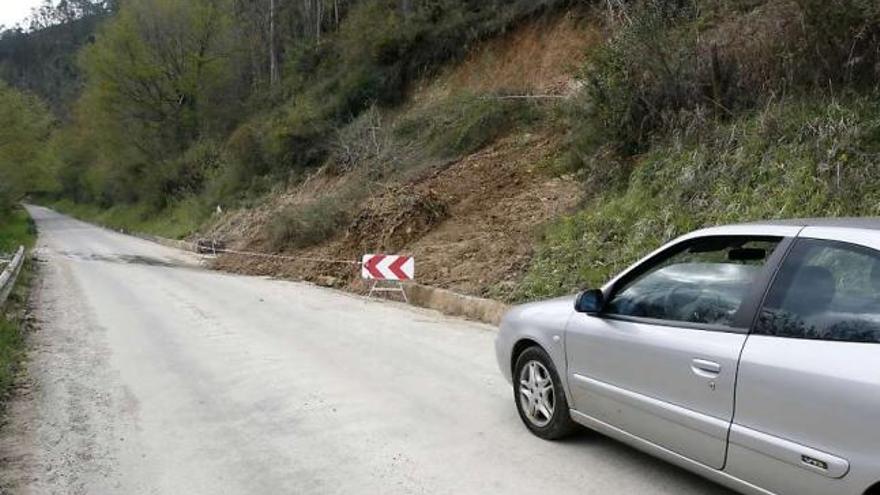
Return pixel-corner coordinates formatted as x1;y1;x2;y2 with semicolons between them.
0;260;32;408
0;207;35;410
0;207;36;253
51;197;210;240
510;95;880;302
394;93;542;159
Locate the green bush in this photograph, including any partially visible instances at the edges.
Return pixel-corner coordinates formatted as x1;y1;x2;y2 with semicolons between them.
571;0;725;158
512;96;880;302
569;0;880;165
146;140;228;210
795;0;880;87
268;196;353;250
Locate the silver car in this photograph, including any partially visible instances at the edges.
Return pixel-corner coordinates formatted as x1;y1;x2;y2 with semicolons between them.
496;219;880;495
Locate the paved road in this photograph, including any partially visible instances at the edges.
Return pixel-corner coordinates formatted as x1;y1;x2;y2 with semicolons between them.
0;206;735;494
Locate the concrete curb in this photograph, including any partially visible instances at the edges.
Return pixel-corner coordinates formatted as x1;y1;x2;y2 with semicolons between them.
403;283;509;326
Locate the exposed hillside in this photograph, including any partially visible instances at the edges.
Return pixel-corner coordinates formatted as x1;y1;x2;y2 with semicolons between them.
206;0;880;302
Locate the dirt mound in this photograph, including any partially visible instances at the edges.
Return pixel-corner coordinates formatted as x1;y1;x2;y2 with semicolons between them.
212;131;581;299
401;134;581;298
345;188;448;254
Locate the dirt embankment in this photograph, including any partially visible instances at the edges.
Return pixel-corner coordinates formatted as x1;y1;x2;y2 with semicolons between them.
212;133;581;299
208;12;597;300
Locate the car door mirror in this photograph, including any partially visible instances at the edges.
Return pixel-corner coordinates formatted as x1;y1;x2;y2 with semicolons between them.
575;289;604;314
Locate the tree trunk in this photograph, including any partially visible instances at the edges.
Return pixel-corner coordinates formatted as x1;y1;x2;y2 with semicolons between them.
315;0;322;41
269;0;280;86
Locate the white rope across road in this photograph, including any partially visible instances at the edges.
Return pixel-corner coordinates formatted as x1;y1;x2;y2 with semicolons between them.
205;246;362;266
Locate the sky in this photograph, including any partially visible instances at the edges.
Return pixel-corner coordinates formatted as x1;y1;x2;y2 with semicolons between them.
0;0;44;29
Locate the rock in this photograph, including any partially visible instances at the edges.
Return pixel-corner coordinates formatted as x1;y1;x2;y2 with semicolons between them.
315;276;341;287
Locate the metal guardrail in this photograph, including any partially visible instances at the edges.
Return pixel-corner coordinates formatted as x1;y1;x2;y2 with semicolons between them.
0;246;25;309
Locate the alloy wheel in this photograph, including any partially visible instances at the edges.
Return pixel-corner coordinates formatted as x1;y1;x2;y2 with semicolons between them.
518;360;556;428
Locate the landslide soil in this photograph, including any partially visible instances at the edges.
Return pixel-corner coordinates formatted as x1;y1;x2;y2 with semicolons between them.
211;133;582;300
207;12;596;300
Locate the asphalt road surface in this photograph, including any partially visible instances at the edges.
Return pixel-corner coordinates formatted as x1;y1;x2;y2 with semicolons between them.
0;206;735;494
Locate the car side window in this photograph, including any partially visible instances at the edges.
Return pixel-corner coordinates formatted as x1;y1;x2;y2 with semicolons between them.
756;239;880;343
605;237;781;327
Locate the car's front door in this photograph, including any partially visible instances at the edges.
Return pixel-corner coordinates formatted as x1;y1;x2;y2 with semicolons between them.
565;235;788;469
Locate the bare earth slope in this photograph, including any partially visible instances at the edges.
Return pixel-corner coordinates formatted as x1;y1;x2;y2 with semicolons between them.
0;206;731;494
207;12;594;300
212;133;582;298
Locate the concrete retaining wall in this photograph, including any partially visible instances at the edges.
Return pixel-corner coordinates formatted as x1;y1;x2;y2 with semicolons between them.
404;283;509;326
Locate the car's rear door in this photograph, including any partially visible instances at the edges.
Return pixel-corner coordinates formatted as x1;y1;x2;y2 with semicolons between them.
728;228;880;495
566;233;791;469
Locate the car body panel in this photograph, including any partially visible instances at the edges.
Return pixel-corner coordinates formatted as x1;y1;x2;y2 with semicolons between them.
566;313;747;469
495;295;574;385
569;409;774;495
728;335;880;495
799;225;880;251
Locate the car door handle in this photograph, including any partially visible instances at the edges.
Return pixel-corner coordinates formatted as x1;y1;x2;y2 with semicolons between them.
691;359;721;377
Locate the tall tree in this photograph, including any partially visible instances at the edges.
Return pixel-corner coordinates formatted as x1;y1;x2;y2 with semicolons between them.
71;0;243;206
0;81;54;210
80;0;236;158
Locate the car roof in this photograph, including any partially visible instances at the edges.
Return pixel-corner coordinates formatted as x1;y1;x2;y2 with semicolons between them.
680;217;880;242
738;217;880;230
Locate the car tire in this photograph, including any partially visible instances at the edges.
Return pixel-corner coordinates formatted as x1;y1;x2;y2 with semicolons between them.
513;346;578;440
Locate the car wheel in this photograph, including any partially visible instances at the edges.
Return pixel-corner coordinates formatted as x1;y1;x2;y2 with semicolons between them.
513;346;578;440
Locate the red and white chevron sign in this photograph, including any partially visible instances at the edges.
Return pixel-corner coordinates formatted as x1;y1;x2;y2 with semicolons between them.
361;254;415;281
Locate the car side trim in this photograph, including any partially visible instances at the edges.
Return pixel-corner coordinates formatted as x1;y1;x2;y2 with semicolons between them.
571;373;729;441
728;424;850;479
569;409;775;495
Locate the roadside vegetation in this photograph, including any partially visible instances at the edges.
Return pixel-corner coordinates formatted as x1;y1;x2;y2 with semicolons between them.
0;208;37;253
2;0;880;303
0;0;569;241
0;208;36;410
509;0;880;301
0;81;54;217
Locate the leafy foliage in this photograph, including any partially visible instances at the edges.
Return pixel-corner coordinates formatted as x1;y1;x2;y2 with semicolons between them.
0;81;54;213
17;0;569;223
568;0;880;164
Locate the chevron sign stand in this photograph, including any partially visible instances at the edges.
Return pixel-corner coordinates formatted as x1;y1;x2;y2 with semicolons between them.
361;254;415;303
